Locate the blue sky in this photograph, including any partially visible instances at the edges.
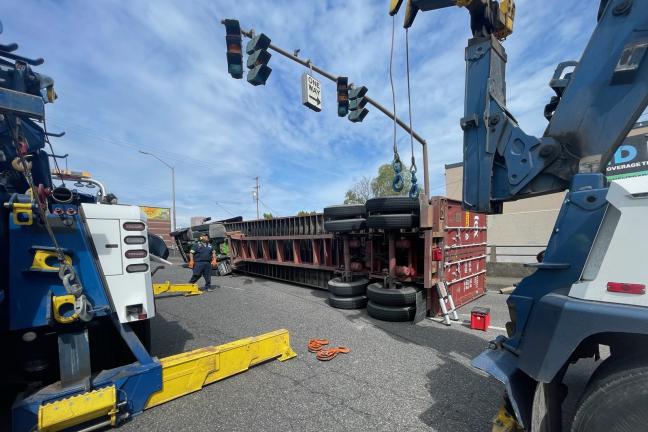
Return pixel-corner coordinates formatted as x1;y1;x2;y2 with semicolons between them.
3;0;603;226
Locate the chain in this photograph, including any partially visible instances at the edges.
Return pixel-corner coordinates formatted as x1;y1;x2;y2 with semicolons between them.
8;116;80;288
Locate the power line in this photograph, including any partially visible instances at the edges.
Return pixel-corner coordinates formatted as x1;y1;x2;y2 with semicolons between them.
258;198;276;216
214;201;235;217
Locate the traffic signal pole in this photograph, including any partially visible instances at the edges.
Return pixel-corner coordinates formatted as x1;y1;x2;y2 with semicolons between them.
233;24;430;198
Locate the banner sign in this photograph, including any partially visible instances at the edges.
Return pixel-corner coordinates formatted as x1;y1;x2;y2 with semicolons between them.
141;206;171;221
606;134;648;180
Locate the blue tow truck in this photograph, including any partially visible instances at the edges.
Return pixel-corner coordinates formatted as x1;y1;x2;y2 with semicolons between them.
0;18;295;432
397;0;648;430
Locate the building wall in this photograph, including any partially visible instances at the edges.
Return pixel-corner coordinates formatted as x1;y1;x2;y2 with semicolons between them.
445;164;560;263
140;206;173;248
445;123;648;263
191;216;207;227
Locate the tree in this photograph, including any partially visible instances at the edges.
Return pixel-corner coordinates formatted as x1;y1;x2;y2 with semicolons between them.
297;210;317;216
370;164;411;198
343;164;412;204
343;176;372;204
263;212;273;219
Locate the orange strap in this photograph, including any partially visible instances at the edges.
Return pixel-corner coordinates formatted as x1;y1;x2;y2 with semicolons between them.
307;339;329;353
316;347;351;361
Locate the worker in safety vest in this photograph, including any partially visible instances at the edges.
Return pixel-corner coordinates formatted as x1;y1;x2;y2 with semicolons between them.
188;234;216;288
219;239;230;257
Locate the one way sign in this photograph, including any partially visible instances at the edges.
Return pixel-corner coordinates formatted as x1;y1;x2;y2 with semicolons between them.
301;73;322;112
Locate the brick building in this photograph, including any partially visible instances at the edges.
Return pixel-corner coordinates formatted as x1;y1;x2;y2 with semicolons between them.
141;206;173;247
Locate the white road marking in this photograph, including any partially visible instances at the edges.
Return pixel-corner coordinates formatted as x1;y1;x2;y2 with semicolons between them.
221;285;244;291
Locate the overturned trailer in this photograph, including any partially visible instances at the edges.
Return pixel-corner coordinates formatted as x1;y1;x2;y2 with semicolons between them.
171;195;487;319
173;214;339;289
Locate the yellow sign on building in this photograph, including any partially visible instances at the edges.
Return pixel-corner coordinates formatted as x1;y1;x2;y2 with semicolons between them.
141;206;171;221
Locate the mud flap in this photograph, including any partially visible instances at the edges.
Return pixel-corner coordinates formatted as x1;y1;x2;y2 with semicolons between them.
472;347;535;430
414;289;427;324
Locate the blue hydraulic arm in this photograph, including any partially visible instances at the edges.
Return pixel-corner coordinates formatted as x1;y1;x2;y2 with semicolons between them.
406;0;648;214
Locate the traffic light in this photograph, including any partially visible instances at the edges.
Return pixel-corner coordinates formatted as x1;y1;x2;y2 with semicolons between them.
246;33;272;86
348;86;369;123
336;76;349;117
223;19;243;79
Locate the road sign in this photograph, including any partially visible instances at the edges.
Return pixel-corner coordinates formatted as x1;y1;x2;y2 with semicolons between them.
301;73;322;112
606;134;648;180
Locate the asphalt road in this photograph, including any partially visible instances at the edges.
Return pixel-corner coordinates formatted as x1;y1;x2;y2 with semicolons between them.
121;267;598;432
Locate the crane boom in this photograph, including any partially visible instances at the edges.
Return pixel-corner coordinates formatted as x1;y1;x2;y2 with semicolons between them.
408;0;648;213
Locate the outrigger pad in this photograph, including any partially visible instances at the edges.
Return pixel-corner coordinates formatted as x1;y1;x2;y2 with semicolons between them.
145;328;297;409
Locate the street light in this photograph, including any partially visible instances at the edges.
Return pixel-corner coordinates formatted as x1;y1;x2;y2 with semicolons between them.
138;150;176;232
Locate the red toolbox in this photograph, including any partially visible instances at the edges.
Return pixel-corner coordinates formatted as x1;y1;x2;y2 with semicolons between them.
470;306;490;331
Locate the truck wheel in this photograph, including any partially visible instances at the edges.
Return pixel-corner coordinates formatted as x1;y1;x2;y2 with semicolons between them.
148;233;169;259
324;218;366;233
328;294;368;309
366;214;418;229
323;204;366;220
367;301;415;322
571;356;648;432
327;277;368;296
366;196;419;214
530;381;562;432
366;283;418;306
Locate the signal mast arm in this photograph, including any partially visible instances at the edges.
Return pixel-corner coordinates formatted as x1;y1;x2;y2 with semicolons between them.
401;0;648;213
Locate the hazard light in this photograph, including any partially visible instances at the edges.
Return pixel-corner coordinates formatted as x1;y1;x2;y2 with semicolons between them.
125;249;148;259
126;263;149;273
124;235;146;245
607;282;645;295
123;222;145;231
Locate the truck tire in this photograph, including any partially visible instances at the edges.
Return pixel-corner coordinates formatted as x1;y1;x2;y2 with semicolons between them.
530;381;562;432
323;204;366;220
327;277;369;296
366;214;418;229
366;196;419;214
366;283;419;306
328;294;368;309
571;356;648;432
324;218;366;233
148;233;169;259
367;301;415;322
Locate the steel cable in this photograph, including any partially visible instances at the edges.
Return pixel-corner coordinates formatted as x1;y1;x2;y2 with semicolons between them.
389;15;404;192
405;28;419;198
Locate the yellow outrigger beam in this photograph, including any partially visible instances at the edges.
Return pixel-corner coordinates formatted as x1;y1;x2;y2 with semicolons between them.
152;281;202;296
145;328;297;409
37;329;296;431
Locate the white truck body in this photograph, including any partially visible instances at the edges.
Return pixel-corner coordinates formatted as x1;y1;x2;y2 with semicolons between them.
82;203;156;323
570;176;648;307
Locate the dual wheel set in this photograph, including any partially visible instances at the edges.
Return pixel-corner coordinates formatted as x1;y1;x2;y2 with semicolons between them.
327;276;420;322
323;196;422;321
323;196;420;232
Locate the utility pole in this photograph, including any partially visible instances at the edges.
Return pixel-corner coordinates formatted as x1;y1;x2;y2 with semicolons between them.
139;150;176;232
253;176;260;219
233;25;430;198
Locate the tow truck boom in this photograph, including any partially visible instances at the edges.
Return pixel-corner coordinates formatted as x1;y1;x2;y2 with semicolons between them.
403;0;648;214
